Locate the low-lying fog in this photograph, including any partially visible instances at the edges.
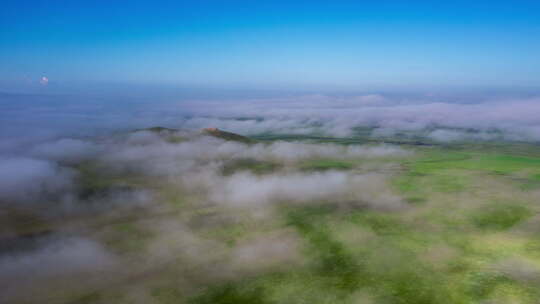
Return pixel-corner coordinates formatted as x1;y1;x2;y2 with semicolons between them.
0;125;411;303
1;92;539;303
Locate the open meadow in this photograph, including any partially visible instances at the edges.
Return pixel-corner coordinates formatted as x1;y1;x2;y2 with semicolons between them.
2;128;540;304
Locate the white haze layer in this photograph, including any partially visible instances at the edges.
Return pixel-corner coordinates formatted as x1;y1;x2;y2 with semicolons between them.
0;123;411;302
175;95;540;141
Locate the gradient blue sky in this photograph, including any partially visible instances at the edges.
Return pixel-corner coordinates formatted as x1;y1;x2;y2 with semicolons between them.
1;0;540;92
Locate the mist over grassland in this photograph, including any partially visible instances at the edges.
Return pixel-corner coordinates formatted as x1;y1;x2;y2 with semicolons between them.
3;91;540;143
2;92;540;303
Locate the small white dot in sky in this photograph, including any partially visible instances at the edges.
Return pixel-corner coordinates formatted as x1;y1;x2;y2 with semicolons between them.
39;76;49;85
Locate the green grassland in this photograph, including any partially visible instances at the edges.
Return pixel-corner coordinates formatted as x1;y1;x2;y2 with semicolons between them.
184;141;540;304
8;134;540;304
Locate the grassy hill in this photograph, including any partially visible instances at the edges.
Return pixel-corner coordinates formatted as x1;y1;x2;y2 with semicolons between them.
201;127;255;144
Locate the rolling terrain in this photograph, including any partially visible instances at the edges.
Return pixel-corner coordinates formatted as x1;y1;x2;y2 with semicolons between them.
2;128;540;304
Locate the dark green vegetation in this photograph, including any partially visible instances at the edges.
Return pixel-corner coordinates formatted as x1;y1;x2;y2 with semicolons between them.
471;202;532;231
299;159;355;171
135;126;179;133
134;126;188;143
134;126;256;144
221;158;280;175
202;127;255;144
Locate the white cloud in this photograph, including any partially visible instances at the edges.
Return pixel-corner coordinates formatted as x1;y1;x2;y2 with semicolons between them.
0;157;75;204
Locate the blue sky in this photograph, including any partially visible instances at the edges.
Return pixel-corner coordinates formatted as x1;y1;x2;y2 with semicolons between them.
1;0;540;92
